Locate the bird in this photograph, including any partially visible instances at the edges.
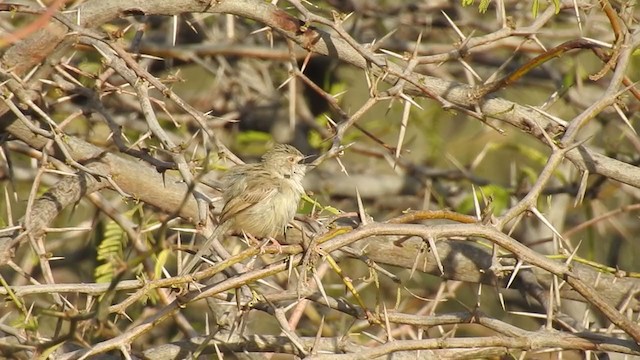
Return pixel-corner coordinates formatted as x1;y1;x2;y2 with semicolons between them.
180;144;307;275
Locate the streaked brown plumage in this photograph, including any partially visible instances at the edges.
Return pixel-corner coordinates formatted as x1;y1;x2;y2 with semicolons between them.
180;144;306;275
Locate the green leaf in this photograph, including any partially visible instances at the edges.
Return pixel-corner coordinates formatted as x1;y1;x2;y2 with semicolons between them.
460;0;491;12
38;342;64;360
489;142;548;167
308;129;324;149
236;131;273;147
562;71;576;88
95;223;124;283
458;185;510;216
519;166;540;184
479;0;491;13
532;0;539;18
94;263;115;283
301;194;341;215
11;314;38;331
154;249;170;280
94;212;132;282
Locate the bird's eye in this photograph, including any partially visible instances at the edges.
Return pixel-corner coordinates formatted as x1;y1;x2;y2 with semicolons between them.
288;156;295;163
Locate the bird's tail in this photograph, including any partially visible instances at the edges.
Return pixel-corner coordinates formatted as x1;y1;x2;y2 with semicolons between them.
179;221;232;276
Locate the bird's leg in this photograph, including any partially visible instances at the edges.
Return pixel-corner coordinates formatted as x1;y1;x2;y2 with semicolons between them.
269;236;283;254
256;236;282;254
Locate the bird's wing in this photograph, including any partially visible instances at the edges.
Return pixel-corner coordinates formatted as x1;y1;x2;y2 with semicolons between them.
219;174;278;223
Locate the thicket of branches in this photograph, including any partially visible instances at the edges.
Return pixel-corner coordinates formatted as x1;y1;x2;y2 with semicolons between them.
1;0;640;359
